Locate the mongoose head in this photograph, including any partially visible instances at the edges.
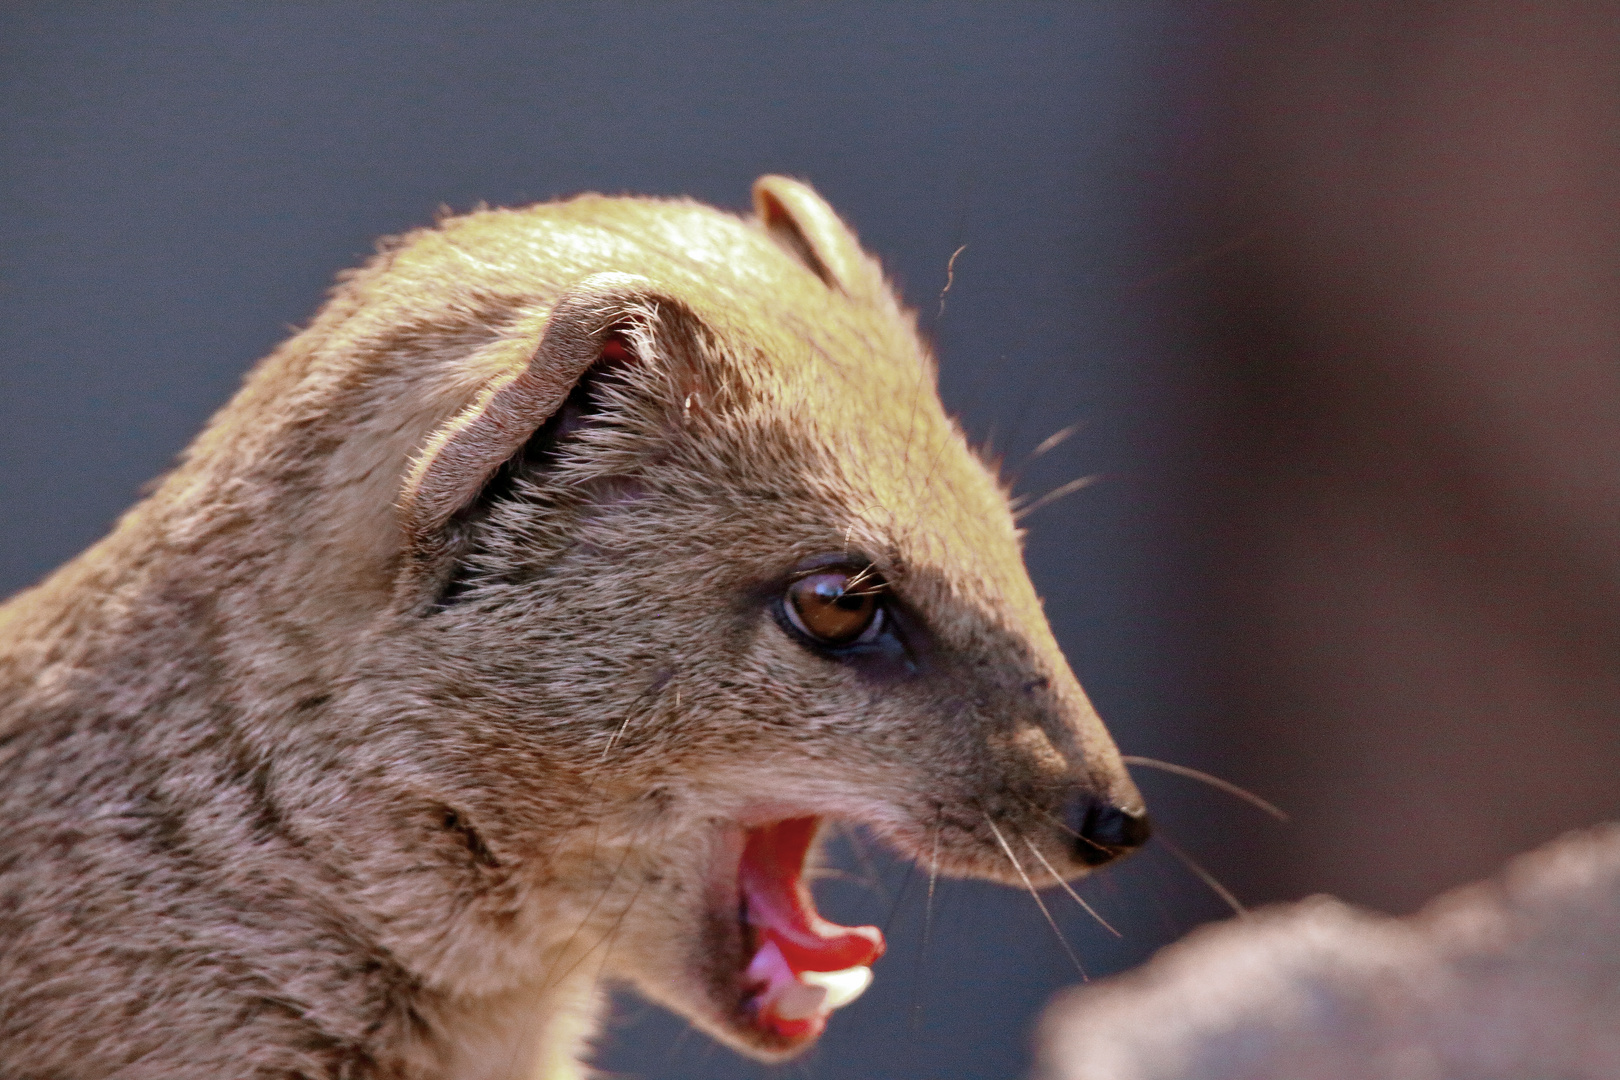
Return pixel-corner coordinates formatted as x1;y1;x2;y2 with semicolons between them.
149;176;1148;1061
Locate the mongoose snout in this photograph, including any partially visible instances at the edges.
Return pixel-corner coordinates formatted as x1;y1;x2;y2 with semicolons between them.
1067;795;1155;866
0;175;1146;1078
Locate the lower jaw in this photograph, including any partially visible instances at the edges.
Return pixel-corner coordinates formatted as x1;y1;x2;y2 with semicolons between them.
720;817;884;1051
670;907;825;1055
629;821;880;1059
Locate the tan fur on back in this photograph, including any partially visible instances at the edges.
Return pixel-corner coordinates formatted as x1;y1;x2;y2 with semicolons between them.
0;178;1141;1079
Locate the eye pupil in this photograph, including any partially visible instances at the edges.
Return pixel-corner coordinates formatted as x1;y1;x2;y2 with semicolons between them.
785;570;885;646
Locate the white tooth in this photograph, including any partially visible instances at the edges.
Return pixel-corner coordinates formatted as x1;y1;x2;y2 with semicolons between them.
772;981;828;1021
799;965;874;1010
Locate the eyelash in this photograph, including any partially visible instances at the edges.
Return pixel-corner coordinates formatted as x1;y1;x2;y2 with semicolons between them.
772;564;908;666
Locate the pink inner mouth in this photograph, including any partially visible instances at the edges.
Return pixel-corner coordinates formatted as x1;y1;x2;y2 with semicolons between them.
738;817;886;1041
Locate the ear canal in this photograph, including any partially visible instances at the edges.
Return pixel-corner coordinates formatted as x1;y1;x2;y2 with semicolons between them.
397;271;653;572
752;175;873;296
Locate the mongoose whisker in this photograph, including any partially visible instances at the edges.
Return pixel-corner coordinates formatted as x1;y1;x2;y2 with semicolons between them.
908;819;946;1032
1012;474;1103;522
1029;422;1083;463
983;814;1088;980
1022;835;1122;939
1156;831;1249;919
998;421;1085;496
1121;754;1289;822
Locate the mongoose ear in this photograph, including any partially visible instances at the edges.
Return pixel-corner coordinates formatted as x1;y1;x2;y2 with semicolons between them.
752;175;874;296
397;272;651;592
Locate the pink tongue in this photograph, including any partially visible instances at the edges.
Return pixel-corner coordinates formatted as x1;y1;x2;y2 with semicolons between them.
739;818;885;973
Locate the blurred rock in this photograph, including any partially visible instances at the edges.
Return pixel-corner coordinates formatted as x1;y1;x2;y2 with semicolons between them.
1037;823;1620;1080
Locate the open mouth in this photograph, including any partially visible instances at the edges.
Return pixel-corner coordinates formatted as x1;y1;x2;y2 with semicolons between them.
733;817;886;1046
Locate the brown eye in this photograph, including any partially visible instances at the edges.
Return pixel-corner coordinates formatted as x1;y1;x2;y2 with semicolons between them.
783;570;886;647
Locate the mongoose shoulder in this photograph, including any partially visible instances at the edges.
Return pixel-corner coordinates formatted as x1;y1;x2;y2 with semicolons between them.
0;176;1148;1079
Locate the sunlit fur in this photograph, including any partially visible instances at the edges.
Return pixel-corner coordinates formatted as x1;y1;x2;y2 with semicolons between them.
0;177;1142;1078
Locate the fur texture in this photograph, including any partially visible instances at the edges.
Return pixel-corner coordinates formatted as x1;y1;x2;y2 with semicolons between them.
0;177;1143;1078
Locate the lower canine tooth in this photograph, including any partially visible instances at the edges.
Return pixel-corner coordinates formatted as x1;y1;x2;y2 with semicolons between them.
799;965;874;1010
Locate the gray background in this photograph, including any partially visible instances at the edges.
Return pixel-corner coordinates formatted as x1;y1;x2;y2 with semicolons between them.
1;6;1235;1078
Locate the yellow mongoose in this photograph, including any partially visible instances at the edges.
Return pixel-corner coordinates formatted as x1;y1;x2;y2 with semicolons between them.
0;176;1148;1079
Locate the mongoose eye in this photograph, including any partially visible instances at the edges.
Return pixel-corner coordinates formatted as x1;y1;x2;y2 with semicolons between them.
783;570;886;647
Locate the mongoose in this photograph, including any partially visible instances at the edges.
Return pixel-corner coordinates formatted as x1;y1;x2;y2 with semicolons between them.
0;176;1149;1079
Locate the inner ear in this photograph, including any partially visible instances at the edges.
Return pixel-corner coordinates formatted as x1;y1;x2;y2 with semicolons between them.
395;273;654;607
752;174;874;297
758;185;836;289
510;335;635;474
431;341;634;608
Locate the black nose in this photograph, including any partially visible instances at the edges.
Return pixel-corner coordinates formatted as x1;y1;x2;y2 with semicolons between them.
1064;794;1152;867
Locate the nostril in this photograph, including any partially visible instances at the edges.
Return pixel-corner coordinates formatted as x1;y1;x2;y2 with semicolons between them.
1063;794;1152;867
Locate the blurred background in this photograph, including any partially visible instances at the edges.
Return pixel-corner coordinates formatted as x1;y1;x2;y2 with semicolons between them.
3;3;1617;1078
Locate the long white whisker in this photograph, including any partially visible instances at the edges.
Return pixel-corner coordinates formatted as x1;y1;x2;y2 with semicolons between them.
1013;475;1100;522
1021;836;1121;939
983;814;1087;979
924;821;941;952
1029;422;1081;461
910;819;944;1031
1000;422;1086;495
1157;832;1248;919
1122;755;1289;822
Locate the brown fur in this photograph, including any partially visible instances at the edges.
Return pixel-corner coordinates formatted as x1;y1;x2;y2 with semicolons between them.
0;176;1143;1079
